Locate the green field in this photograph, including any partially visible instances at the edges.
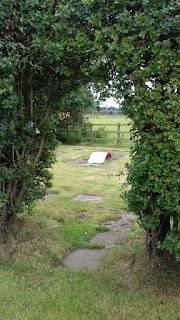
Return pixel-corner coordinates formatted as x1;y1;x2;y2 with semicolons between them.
0;145;180;320
88;113;130;124
58;114;133;147
88;114;132;146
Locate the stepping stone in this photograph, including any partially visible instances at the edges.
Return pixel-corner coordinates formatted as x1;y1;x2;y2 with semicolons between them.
74;195;102;202
62;249;107;270
89;231;126;246
102;211;136;231
121;212;136;221
102;220;129;231
43;193;56;200
62;211;136;270
102;219;131;231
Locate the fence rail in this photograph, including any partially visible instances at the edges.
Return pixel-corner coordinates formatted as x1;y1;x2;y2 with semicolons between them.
58;122;131;145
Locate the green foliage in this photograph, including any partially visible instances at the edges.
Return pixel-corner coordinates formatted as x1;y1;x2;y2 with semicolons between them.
60;86;95;125
57;129;83;145
0;0;105;239
92;127;110;144
56;86;96;143
158;231;180;261
101;0;180;258
95;225;110;232
77;0;180;258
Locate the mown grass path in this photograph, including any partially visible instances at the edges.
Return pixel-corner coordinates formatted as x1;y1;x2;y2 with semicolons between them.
0;145;180;320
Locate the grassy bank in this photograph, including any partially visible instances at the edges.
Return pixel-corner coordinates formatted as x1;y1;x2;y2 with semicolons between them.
0;145;180;320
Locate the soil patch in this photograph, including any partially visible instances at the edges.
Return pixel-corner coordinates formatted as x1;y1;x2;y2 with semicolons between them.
68;151;126;167
76;212;92;220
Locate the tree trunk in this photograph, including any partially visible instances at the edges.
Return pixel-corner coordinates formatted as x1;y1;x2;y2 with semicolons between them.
0;205;8;244
0;180;25;244
146;215;170;258
0;205;18;244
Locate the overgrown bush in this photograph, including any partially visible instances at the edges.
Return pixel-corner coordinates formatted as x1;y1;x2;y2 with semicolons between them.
0;0;106;243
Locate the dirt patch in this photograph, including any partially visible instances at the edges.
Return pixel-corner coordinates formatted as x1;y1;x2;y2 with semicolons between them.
67;151;126;167
67;158;101;167
96;205;104;211
76;212;92;220
110;151;125;160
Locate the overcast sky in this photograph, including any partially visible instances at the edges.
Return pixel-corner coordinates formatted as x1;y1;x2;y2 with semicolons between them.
100;97;120;108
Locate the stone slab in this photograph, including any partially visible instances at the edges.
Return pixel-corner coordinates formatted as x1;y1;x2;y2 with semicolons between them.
102;220;130;231
62;249;107;270
102;211;136;231
74;195;102;202
61;210;136;270
89;231;126;245
43;193;56;200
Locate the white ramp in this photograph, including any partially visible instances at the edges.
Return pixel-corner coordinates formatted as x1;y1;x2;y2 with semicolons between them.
88;151;112;164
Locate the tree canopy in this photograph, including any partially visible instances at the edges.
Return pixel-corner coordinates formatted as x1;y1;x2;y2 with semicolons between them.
59;86;95;125
88;0;179;259
0;0;105;243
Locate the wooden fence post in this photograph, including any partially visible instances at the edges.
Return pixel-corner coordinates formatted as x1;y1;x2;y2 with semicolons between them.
90;123;93;145
117;123;120;145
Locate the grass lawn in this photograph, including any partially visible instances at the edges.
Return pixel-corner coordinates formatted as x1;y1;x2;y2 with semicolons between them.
0;145;180;320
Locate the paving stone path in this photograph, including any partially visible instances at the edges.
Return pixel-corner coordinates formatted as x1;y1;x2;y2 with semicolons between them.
62;249;107;270
73;194;103;202
62;210;135;270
